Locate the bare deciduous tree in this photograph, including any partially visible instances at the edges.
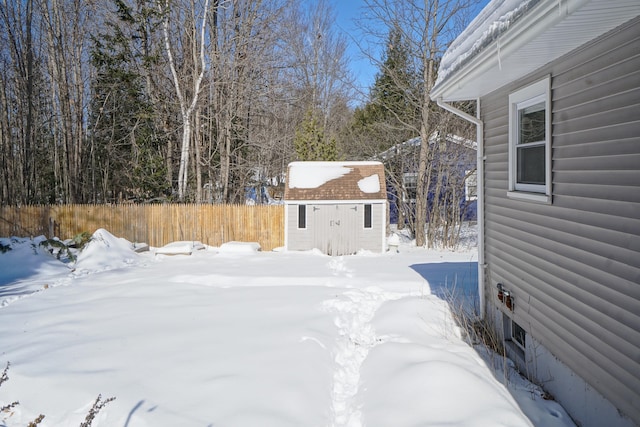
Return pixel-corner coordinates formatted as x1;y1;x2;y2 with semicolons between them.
357;0;479;247
284;0;353;140
0;0;356;206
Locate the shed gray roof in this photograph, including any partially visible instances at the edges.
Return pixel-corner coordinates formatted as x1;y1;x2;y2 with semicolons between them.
284;161;387;201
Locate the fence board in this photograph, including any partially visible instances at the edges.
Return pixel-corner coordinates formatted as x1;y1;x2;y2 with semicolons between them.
0;204;284;251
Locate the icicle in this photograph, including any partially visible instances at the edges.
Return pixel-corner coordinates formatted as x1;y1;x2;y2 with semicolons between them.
558;0;568;16
497;36;502;71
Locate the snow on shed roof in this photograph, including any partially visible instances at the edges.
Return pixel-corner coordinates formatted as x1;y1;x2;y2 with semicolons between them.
285;161;386;201
431;0;640;101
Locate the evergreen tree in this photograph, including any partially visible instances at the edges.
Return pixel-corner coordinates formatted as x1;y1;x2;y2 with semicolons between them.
89;0;168;202
351;23;421;155
294;110;340;161
371;24;420;126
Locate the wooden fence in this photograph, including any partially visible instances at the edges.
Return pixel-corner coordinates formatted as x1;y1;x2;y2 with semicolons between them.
0;204;285;251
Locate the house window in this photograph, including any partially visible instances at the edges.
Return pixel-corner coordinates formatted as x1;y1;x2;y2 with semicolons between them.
503;313;525;360
508;76;551;202
364;204;372;228
403;172;417;201
512;320;526;350
298;205;306;229
465;170;477;201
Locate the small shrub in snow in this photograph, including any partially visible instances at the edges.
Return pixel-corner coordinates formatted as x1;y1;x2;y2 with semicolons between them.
0;362;114;427
0;362;45;426
79;394;116;427
1;362;17;406
71;231;93;249
27;414;45;426
1;400;19;413
0;363;19;413
469;318;505;355
40;238;77;262
443;290;504;355
39;231;91;263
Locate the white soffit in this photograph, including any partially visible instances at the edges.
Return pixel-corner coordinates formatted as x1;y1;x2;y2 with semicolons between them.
431;0;640;101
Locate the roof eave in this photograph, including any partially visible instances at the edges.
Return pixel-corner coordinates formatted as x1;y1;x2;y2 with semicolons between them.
431;0;639;102
431;0;579;101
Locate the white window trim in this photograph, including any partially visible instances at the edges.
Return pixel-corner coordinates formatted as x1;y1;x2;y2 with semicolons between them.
465;170;478;202
508;76;552;204
402;172;418;203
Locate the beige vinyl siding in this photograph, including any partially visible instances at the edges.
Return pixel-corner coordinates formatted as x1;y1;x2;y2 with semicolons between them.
481;17;640;423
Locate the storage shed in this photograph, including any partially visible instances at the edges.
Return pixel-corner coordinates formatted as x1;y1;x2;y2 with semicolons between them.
284;161;387;255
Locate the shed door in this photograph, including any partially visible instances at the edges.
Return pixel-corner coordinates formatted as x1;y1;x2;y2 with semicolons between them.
312;204;360;256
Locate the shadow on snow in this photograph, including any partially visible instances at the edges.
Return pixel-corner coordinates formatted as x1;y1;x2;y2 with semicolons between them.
410;261;479;317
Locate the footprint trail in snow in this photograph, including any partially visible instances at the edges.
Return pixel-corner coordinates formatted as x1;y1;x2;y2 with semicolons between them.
323;287;404;427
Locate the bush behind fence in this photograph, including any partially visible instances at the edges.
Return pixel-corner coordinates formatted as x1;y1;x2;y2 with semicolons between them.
0;204;285;251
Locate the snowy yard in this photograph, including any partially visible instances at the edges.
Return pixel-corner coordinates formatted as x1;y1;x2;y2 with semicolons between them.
0;229;574;426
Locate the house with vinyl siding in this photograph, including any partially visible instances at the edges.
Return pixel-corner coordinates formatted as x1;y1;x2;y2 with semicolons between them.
284;161;387;256
430;1;640;426
377;134;478;225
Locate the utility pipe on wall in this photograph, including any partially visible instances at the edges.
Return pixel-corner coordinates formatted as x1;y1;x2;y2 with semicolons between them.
436;98;485;320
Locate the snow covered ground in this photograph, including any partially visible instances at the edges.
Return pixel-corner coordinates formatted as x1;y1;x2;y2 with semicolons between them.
0;228;574;426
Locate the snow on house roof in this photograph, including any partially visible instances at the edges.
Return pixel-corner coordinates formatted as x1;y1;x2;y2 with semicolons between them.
431;0;640;101
285;161;386;201
434;0;539;89
376;133;476;162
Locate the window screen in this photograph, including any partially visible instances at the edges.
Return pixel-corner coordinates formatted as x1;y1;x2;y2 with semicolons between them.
516;101;546;186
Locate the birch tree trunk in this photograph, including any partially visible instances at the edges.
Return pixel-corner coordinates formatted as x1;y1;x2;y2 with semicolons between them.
158;0;209;200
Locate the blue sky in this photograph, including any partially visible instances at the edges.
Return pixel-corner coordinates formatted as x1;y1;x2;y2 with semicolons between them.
330;0;378;95
329;0;491;100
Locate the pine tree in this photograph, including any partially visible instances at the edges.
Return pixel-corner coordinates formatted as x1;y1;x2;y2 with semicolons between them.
89;0;168;202
294;110;339;161
352;23;421;152
372;24;420;125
